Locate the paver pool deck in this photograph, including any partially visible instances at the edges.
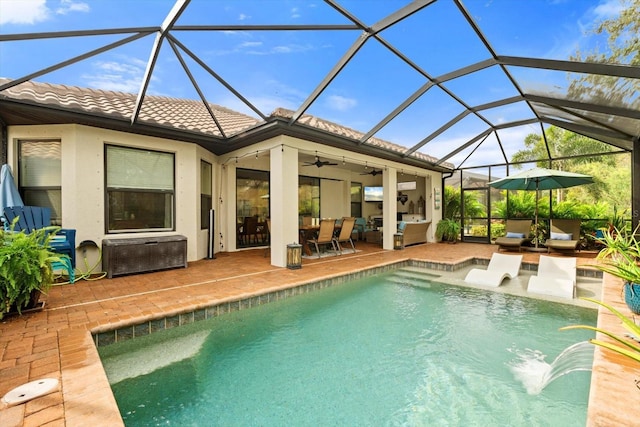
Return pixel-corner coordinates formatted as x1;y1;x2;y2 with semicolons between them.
0;242;637;426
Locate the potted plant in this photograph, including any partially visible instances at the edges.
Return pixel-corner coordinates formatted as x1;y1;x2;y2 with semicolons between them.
435;218;461;243
591;226;640;314
0;222;64;319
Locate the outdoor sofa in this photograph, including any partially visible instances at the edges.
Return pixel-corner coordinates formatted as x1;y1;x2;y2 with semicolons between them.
398;221;431;247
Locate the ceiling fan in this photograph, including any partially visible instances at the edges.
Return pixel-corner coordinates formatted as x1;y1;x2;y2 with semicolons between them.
360;169;383;176
304;155;338;168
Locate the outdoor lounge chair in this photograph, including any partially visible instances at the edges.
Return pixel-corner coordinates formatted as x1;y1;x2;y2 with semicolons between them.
494;219;532;251
545;219;581;254
464;253;523;287
527;255;576;299
333;217;356;254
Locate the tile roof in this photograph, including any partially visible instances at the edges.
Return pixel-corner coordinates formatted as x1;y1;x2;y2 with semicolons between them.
1;79;449;168
270;107;443;166
0;79;261;137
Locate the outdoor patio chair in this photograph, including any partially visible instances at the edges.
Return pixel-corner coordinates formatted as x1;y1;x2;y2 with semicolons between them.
527;255;576;299
545;219;582;254
464;253;523;287
352;217;368;241
333;217;356;254
494;219;532;251
3;205;76;268
308;218;337;257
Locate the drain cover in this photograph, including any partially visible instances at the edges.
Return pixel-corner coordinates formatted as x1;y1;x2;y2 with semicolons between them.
2;378;59;406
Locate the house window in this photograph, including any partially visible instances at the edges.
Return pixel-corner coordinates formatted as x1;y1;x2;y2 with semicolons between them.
106;145;175;232
351;182;362;217
299;176;320;219
201;160;212;230
18;139;62;225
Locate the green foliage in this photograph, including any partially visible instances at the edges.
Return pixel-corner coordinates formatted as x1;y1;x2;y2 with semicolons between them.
0;222;63;319
435;218;461;242
609;205;628;231
492;190;538;219
491;223;505;238
511;127;617;171
561;297;640;365
443;186;485;220
551;201;581;219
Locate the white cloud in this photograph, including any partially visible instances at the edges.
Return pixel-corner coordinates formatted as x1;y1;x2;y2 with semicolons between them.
239;41;262;48
0;0;88;24
80;58;148;93
291;7;300;19
55;0;89;15
325;94;357;112
592;0;625;19
0;0;49;24
238;13;250;21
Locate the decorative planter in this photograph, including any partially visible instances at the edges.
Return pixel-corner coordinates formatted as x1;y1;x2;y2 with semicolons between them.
623;282;640;315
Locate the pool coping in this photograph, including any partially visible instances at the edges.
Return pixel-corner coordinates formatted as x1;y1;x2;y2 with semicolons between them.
51;257;620;427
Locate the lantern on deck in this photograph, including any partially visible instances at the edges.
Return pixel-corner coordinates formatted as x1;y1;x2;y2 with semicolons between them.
286;243;302;269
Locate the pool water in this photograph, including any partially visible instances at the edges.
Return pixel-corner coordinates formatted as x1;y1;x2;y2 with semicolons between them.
99;267;596;426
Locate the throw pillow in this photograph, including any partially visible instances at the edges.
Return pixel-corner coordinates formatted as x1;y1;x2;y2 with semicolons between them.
550;232;573;240
505;232;525;238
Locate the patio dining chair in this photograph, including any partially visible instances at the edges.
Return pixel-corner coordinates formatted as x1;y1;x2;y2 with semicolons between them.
333;217;356;254
239;216;259;245
308;218;337;257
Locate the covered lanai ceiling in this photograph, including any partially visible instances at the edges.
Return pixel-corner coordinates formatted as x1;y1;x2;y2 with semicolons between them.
0;0;638;171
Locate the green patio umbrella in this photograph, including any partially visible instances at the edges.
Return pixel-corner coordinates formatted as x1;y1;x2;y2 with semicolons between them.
488;167;594;248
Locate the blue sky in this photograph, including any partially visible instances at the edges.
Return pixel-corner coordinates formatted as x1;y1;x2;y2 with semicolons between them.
0;0;625;168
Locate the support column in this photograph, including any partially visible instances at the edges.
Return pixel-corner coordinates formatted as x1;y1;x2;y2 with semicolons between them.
382;168;397;250
270;145;299;267
222;163;237;252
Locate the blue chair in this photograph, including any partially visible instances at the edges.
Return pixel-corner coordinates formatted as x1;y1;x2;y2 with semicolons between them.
3;206;76;269
354;217;367;241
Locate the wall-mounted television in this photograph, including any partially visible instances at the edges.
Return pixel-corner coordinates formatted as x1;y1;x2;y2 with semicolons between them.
364;186;383;202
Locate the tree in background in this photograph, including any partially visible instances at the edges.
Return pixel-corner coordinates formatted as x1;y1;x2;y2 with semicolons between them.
568;0;639;108
510;126;630;215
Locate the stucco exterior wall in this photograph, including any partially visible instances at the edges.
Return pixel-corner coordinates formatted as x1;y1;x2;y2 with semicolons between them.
6;124;442;268
6;123;216;264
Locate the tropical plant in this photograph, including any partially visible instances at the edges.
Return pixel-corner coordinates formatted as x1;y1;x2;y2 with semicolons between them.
561;297;640;364
443;186;485;220
435;218;461;242
592;226;640;283
0;222;63;319
609;205;628;232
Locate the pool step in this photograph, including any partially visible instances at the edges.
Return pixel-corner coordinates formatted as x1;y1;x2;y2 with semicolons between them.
386;268;440;288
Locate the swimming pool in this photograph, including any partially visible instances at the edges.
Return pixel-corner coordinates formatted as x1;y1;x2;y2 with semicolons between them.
99;267;596;426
